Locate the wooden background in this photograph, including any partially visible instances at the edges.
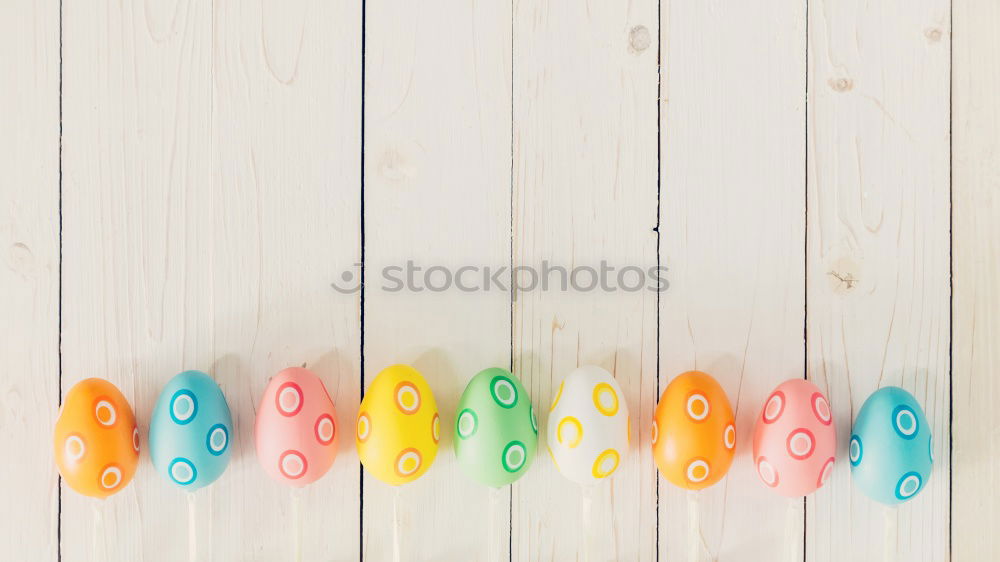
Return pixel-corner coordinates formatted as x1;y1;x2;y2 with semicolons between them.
1;0;995;560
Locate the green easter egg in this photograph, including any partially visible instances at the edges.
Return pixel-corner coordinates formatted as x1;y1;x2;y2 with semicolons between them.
454;368;538;487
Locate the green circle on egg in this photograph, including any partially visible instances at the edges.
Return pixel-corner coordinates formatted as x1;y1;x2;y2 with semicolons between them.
454;368;537;487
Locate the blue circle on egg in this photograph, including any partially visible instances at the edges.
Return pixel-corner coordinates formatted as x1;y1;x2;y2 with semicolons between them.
150;371;233;490
850;386;932;505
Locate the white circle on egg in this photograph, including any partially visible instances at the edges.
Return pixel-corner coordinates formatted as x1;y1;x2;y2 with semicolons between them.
724;424;736;450
685;393;710;422
170;390;197;424
686;459;710;483
395;449;422;477
65;435;85;462
280;450;307;479
763;392;784;423
132;427;140;452
315;415;335;445
893;406;918;439
100;465;122;490
277;382;303;417
357;413;371;442
208;424;229;454
849;436;862;466
817;457;835;488
757;457;778;487
651;422;659;445
95;399;117;426
811;392;832;425
169;458;197;485
395;382;421;414
896;472;921;500
786;429;815;460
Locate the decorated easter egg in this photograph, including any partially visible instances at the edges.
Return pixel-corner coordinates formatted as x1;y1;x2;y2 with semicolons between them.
653;371;735;490
53;378;139;498
255;367;339;487
454;367;537;487
357;365;439;486
149;370;233;490
752;379;836;496
850;386;932;505
547;365;629;484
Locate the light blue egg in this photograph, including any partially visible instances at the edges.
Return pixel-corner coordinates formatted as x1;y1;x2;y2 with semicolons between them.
850;386;932;505
150;370;233;490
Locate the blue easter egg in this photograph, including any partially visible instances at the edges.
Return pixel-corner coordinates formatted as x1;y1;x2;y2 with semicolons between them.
150;371;233;490
850;386;932;505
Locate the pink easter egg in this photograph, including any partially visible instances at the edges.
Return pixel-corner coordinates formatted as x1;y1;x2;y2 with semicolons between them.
255;367;339;487
752;379;836;496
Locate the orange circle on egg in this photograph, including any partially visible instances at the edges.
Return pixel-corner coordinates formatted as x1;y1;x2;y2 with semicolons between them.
652;371;735;490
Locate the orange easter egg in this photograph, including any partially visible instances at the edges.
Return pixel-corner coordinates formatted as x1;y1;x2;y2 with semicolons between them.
652;371;735;490
53;378;139;498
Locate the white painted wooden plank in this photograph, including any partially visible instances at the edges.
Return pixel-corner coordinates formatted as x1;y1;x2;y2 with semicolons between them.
658;1;807;560
61;0;362;559
953;1;1000;559
806;1;951;560
511;3;659;560
0;0;60;558
362;1;512;560
60;1;214;559
211;0;362;559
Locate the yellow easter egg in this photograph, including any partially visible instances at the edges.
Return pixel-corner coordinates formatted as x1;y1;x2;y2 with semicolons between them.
357;365;439;486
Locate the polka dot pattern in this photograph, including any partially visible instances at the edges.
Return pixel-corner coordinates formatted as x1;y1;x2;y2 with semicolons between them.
752;379;836;496
54;378;139;498
653;371;735;490
547;366;629;485
150;371;234;491
356;365;439;486
454;368;538;487
169;458;197;486
169;390;197;425
255;367;340;487
850;386;932;505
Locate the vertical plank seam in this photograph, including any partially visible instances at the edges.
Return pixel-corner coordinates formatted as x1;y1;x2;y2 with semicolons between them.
802;1;809;561
57;0;64;560
655;0;663;560
947;0;954;557
359;0;367;559
508;3;515;561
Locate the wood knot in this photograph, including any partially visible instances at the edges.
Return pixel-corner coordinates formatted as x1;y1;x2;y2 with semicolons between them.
629;26;651;53
828;77;853;92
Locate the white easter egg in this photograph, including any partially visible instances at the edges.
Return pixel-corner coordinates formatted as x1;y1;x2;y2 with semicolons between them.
546;365;630;484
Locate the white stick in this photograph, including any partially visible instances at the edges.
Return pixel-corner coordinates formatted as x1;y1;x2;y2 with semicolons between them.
91;501;104;562
883;506;897;562
488;487;503;562
188;492;197;562
392;487;402;562
687;491;707;562
581;485;594;562
784;499;799;562
292;489;302;562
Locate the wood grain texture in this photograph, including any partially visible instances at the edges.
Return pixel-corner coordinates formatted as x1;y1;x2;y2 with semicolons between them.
362;0;512;560
658;1;807;560
953;1;999;559
61;0;361;559
0;0;60;558
511;2;659;560
211;0;361;559
61;1;214;559
806;1;951;561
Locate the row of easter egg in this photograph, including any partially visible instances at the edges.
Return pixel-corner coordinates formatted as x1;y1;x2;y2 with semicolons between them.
53;366;932;506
